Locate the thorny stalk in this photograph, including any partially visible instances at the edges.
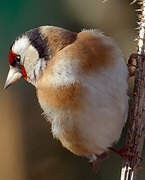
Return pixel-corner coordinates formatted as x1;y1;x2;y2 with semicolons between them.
120;1;145;180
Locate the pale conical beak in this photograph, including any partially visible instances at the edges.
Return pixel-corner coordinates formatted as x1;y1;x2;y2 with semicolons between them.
4;66;22;89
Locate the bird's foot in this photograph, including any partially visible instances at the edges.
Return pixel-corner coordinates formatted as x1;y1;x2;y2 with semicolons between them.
85;152;109;172
109;144;142;162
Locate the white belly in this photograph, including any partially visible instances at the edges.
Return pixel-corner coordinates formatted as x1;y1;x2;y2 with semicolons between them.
42;59;128;156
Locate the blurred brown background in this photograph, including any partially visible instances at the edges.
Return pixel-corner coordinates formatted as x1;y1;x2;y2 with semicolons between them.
0;0;144;180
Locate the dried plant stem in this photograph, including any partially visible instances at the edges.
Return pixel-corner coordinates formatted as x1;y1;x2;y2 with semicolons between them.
120;1;145;180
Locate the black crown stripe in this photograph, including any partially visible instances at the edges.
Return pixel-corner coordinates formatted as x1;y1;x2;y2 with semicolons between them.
25;28;48;60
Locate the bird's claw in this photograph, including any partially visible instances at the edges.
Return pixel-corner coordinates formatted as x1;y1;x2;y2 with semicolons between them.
128;53;145;77
109;144;142;163
85;152;109;172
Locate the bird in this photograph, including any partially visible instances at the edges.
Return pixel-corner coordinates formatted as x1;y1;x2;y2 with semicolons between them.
4;26;128;169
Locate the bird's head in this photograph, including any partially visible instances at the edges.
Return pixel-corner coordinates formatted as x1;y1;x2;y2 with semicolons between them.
4;26;77;89
4;28;49;88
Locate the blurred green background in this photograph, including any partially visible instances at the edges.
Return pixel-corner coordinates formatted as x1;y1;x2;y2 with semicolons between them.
0;0;144;180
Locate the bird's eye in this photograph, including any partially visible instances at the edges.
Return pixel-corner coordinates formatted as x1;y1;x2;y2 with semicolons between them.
15;55;21;62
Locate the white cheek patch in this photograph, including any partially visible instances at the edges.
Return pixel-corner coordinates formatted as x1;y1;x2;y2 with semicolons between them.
24;45;39;64
25;57;47;86
12;35;30;55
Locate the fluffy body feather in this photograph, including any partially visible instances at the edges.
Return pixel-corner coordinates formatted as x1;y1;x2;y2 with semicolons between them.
36;28;128;155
